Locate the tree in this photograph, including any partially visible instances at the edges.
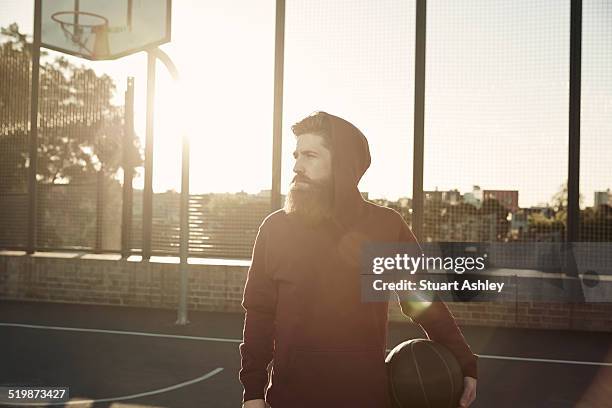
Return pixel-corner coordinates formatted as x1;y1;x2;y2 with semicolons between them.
1;23;142;250
0;23;142;193
549;181;584;223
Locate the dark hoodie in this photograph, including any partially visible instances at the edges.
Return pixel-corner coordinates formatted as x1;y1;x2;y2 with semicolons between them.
240;112;477;407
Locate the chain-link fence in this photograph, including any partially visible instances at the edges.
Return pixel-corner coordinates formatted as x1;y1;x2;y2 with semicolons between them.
1;36;127;253
1;0;611;262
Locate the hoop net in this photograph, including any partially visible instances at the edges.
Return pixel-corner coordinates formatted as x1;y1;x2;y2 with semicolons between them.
51;11;109;55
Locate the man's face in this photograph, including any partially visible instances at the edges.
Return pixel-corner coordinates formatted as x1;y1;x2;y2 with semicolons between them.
291;133;332;190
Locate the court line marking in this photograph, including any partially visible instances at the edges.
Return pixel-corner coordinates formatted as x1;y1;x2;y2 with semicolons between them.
383;347;612;367
475;354;612;367
0;367;224;406
2;322;611;367
0;322;242;343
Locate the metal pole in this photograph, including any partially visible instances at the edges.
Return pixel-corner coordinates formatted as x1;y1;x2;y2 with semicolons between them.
271;0;285;211
176;128;190;325
567;0;582;244
143;51;156;260
412;0;426;241
27;0;42;254
95;167;104;252
121;77;135;257
147;49;190;325
144;48;188;324
566;0;585;303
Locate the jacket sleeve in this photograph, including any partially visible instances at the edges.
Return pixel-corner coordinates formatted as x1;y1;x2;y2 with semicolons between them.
395;213;479;379
239;222;278;402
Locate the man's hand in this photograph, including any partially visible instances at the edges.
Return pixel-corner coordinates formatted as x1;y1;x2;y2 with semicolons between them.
459;376;477;408
243;399;269;408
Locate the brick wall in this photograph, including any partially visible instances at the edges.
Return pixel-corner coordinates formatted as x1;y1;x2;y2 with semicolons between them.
1;252;611;332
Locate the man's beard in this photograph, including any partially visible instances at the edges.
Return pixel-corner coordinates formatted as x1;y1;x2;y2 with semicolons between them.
283;175;334;227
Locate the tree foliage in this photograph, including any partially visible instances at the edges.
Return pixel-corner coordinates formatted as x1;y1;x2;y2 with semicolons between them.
0;23;142;193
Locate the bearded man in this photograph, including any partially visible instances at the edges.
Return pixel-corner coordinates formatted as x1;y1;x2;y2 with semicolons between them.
239;111;478;408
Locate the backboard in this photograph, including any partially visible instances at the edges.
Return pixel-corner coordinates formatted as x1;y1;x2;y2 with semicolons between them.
41;0;171;60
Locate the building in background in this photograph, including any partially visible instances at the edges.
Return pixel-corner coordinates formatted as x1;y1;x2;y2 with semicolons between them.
463;185;483;209
594;189;611;207
483;189;519;212
424;188;461;205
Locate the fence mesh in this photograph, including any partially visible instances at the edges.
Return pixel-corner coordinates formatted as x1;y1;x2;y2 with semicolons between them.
0;32;126;252
0;42;30;248
580;0;612;242
1;2;611;260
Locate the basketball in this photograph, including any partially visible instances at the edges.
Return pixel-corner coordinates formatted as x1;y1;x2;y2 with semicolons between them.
386;339;464;408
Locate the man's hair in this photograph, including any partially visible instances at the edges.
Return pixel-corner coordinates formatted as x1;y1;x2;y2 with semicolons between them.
291;111;332;151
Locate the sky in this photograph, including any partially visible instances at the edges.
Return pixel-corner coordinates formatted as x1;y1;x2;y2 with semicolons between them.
1;0;610;208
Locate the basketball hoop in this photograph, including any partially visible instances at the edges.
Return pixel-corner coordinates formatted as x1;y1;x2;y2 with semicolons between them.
51;11;110;57
41;0;170;61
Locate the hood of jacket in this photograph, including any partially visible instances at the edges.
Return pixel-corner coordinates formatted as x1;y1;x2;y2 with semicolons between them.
319;111;371;230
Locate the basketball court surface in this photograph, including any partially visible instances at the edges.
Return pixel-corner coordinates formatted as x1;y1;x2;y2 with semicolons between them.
1;299;611;407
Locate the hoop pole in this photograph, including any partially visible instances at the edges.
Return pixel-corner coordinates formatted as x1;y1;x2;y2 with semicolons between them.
146;48;188;324
150;48;179;80
177;112;190;326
